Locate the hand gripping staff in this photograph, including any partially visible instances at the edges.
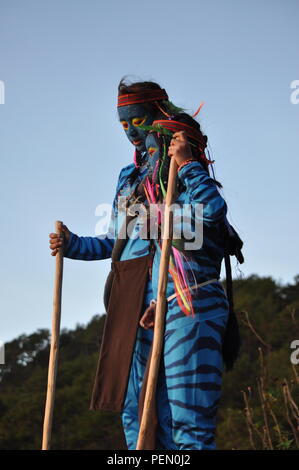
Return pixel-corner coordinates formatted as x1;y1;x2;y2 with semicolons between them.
42;221;64;450
136;157;178;450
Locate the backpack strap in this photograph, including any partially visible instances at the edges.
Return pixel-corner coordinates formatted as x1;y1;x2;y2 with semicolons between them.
221;219;244;371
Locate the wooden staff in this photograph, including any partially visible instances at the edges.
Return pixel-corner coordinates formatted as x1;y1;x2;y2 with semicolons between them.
42;220;64;450
136;156;178;450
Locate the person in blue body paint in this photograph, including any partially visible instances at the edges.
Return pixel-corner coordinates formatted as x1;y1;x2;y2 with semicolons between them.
135;114;232;450
48;79;183;450
121;113;237;450
49;81;242;450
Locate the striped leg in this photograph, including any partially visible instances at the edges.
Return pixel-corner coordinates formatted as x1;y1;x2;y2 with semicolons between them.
163;315;228;450
121;326;153;450
121;325;178;450
155;361;179;450
121;280;155;449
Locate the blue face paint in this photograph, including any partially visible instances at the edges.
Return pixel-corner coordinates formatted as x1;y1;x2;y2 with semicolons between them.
145;133;160;180
118;103;157;152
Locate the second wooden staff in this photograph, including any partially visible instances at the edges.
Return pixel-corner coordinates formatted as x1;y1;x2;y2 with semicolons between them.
42;220;64;450
136;156;178;450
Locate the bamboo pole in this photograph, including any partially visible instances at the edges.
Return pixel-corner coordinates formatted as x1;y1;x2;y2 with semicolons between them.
42;220;64;450
136;157;178;450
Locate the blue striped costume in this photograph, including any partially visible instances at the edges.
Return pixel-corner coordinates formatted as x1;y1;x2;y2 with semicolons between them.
63;159;229;450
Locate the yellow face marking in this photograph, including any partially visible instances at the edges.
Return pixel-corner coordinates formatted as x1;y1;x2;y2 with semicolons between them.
148;146;158;157
121;120;129;131
132;116;147;127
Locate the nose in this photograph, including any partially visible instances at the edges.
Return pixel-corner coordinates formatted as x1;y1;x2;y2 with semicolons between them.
128;124;138;139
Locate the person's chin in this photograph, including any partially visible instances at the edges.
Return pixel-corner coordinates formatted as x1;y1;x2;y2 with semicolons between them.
132;139;144;152
136;144;146;152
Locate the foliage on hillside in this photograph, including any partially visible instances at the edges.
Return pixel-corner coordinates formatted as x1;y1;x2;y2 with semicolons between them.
0;275;298;450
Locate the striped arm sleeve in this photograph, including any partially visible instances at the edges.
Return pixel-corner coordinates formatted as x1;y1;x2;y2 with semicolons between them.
178;161;227;225
63;230;115;260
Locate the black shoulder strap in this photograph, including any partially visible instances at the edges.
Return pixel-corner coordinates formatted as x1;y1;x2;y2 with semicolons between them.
221;219;244;371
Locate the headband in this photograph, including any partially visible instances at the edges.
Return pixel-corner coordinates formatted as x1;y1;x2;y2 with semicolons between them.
151;119;215;167
117;89;169;107
152;119;207;150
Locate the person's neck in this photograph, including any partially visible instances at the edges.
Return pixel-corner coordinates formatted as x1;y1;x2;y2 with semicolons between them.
138;151;148;172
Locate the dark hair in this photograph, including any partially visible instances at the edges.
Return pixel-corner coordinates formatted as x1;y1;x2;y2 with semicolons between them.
171;113;209;169
118;78;162;95
118;77;184;118
154;112;222;196
118;78;221;190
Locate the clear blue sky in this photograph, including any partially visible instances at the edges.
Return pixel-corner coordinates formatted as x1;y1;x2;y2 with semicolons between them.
0;0;298;343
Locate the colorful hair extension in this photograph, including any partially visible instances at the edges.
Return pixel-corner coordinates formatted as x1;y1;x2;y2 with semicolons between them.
154;100;172;118
192;101;205;118
153;238;197;317
142;129;203;317
158;136;168;199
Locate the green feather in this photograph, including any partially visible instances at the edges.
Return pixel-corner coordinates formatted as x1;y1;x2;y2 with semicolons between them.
171;239;187;252
140;123;198;149
139;123;173;137
159;138;167;199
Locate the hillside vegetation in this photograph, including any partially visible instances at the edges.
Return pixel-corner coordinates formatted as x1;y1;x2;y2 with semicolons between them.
0;275;298;450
